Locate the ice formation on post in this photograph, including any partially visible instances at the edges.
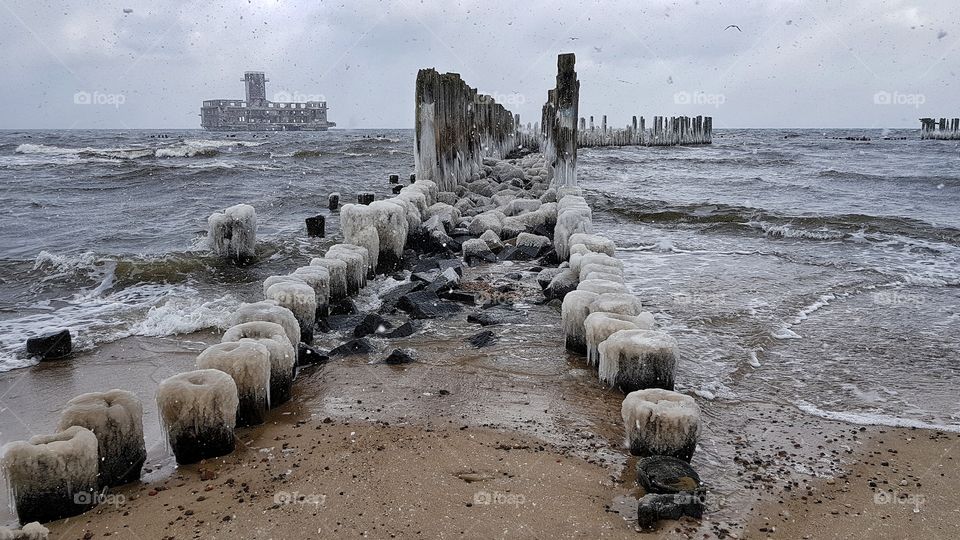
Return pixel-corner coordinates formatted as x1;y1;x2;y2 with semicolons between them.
554;196;593;260
265;281;317;342
561;290;600;353
583;312;654;367
369;200;409;272
326;244;368;293
589;293;646;317
197;340;271;426
340;204;381;276
156;369;238;465
598;329;679;393
261;275;307;297
291;265;331;319
231;300;300;349
577;278;627;295
222;321;296;406
207;203;257;263
568;233;615;257
1;426;99;524
55;389;145;488
310;258;349;301
621;388;700;461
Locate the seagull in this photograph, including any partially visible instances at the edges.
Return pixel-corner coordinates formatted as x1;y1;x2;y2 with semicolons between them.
725;24;742;32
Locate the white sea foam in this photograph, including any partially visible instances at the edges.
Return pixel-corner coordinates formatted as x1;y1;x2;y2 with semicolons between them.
0;284;238;373
747;220;845;241
795;400;960;433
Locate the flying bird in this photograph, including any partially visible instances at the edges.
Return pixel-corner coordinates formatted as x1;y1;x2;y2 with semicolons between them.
725;24;742;32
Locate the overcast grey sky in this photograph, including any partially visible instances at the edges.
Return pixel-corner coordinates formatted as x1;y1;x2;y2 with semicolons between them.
0;0;957;129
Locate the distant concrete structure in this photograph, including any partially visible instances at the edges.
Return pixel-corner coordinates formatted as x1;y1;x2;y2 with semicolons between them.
201;72;336;131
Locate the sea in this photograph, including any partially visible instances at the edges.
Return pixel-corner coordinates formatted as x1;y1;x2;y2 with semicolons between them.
1;127;958;435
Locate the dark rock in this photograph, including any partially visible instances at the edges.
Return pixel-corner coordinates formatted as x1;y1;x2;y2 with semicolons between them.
329;298;358;316
439;290;476;305
468;330;497;348
636;490;706;530
354;314;393;338
437;259;464;276
305;214;326;237
635;456;702;494
329;338;375;357
389;174;400;184
531;224;554;239
297;343;329;366
411;270;440;283
412;258;441;273
424;267;461;294
381;281;426;310
383;348;415;365
385;321;415;338
397;291;461;319
325;313;366;332
391;185;403;194
504;272;523;281
26;329;72;360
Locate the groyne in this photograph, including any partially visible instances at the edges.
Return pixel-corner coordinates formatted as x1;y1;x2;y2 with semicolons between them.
920;117;960;140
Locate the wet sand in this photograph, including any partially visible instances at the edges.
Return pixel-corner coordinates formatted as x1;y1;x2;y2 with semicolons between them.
2;263;958;538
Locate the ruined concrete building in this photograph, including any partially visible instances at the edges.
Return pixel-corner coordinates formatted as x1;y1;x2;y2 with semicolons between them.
201;72;336;131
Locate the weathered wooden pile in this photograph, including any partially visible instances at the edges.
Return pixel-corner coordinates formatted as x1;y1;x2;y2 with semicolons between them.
414;69;517;191
920;117;960;140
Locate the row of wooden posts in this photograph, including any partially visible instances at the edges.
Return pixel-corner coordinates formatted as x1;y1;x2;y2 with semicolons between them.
517;114;713;149
920;117;960;140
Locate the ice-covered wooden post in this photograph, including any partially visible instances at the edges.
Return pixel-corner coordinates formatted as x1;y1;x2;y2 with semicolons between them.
549;53;579;187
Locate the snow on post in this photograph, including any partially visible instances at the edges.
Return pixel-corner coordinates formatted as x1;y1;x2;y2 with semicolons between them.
621;389;700;461
1;426;99;524
156;369;238;465
56;389;146;488
207;204;257;263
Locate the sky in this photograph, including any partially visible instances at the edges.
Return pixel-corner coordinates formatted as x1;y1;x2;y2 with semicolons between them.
0;0;957;129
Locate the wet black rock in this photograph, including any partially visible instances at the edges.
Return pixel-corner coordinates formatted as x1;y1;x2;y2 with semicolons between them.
380;282;426;310
297;343;329;366
329;298;358;316
384;321;415;338
26;329;72;360
396;291;461;319
383;348;415;365
636;456;702;494
636;490;706;530
468;330;497;348
467;306;522;326
329;338;375;357
439;290;476;304
353;314;393;338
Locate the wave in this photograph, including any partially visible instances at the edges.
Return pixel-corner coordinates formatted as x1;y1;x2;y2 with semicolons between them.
592;196;960;247
794;400;960;433
0;284;238;373
14;139;264;161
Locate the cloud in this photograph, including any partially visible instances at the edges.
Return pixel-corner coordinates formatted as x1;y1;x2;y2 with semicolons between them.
0;0;957;128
